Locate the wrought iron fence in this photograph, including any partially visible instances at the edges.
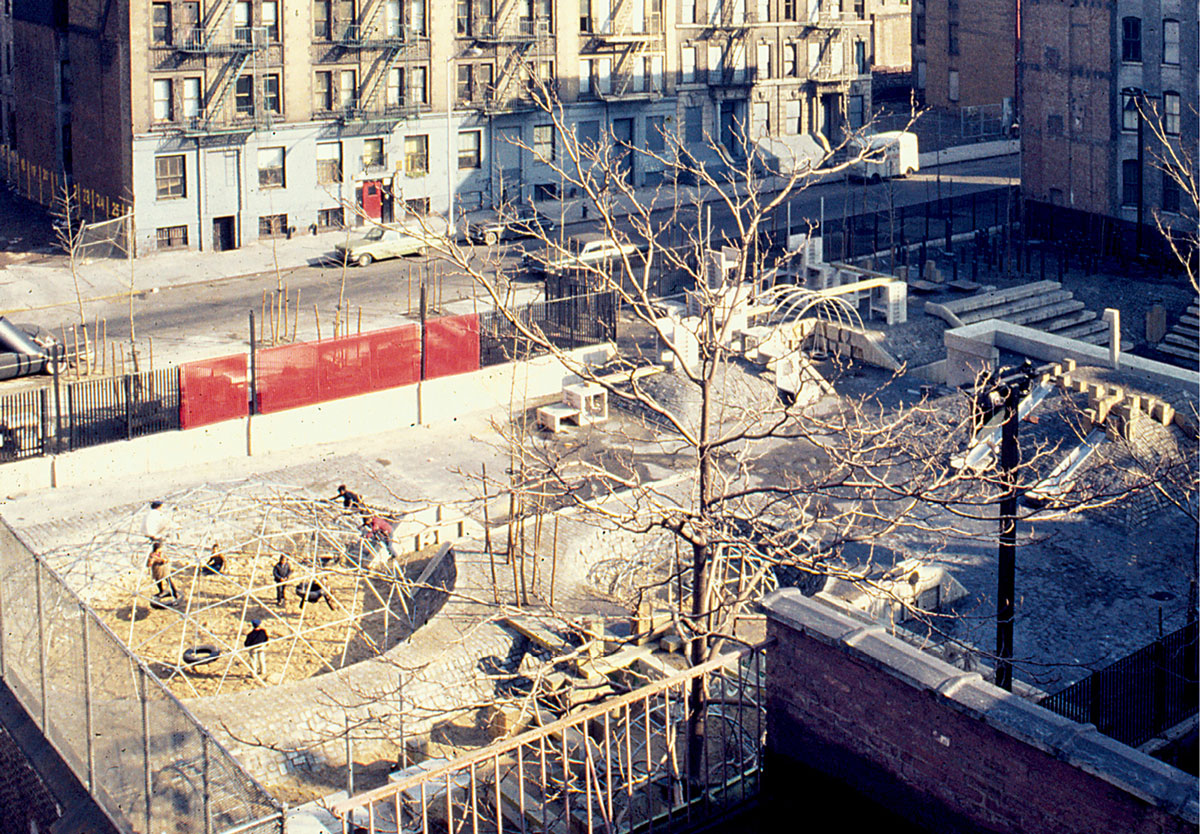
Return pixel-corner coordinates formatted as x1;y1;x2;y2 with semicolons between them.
329;641;768;834
64;368;180;450
480;292;617;367
0;386;50;461
1040;622;1199;749
0;519;285;834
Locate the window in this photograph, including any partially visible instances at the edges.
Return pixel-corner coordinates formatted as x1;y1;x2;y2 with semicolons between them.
948;21;959;55
384;0;401;36
152;78;174;121
1121;91;1139;131
405;197;430;216
458;0;471;34
646;115;666;152
855;40;867;74
457;64;473;102
182;77;201;118
410;66;427;104
235;75;254;114
1163;92;1180;135
262;74;281;114
1163;19;1180;65
234;1;251;41
948;69;959;102
404;134;429;175
156;225;188;250
335;0;355;38
682;45;697;84
1162;171;1180;213
315;0;332;38
757;44;771;80
848;95;864;129
915;13;925;45
1121;159;1139;206
262;1;279;40
784;43;797;77
580;0;592;32
362;137;385;169
459;130;481;168
340;69;357;110
155;155;186;199
783;0;796;21
258;146;285;187
259;214;288;238
318;208;345;228
181;2;200;38
533;124;554;162
409;0;427;35
386;67;403;107
1121;17;1141;62
315;71;333;110
317;141;342;184
152;3;172;44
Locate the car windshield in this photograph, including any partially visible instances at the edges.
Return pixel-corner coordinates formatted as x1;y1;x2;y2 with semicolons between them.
364;227;386;241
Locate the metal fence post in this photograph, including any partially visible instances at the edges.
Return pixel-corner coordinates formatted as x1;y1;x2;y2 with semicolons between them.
35;560;46;732
123;374;134;440
38;388;48;457
202;733;213;834
140;665;152;833
82;606;95;795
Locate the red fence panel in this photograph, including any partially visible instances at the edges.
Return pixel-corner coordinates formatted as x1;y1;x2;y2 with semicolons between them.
179;354;248;428
424;314;480;380
255;324;421;414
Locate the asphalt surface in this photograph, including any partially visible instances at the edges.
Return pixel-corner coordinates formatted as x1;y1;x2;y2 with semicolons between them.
21;155;1018;364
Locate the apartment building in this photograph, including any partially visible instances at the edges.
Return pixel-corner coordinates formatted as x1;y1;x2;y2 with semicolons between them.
8;0;872;255
0;0;12;146
922;0;1013;108
1021;0;1197;248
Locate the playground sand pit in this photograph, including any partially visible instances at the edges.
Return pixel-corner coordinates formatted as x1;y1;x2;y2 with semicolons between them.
90;543;437;698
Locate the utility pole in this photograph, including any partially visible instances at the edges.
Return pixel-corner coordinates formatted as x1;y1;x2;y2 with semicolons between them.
995;376;1024;691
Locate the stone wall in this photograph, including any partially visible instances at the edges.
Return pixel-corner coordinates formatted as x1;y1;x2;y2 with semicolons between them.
762;589;1198;834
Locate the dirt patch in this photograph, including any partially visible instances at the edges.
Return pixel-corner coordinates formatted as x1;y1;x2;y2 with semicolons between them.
93;543;443;699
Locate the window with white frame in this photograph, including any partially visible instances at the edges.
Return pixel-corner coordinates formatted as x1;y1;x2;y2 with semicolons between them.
387;67;402;107
262;1;279;40
1121;91;1139;132
316;141;342;184
340;69;357;110
258;146;285;187
155;154;186;198
410;66;427;103
681;45;697;84
152;78;173;121
182;77;201;118
404;134;428;175
362;137;385;169
458;130;482;169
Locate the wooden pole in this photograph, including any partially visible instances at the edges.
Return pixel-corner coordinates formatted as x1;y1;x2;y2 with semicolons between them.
148;337;154;371
314;305;322;341
549;515;559;610
507;492;519;607
482;464;498;605
357;306;362;335
282;288;290;341
293;289;300;342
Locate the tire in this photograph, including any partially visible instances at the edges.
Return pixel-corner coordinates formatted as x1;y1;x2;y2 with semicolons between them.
357;253;373;267
150;594;182;610
483;230;499;246
296;582;323;603
182;645;221;666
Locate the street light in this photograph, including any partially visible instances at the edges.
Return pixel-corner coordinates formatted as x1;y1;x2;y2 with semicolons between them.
447;46;483;238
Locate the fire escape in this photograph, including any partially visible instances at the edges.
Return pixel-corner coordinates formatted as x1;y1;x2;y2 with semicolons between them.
702;0;750;94
174;0;270;134
336;0;426;124
587;0;667;99
472;0;554;114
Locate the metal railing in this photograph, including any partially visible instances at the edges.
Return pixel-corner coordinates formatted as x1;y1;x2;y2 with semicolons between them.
65;367;181;451
479;291;617;367
1040;622;1199;749
0;520;284;834
0;387;50;462
329;641;768;834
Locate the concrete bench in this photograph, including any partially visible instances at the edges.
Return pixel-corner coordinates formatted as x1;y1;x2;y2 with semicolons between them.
536;404;580;433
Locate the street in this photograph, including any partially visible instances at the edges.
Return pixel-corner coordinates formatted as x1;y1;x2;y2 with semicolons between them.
12;154;1017;366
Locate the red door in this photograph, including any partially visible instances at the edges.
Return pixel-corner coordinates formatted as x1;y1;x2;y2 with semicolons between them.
361;181;382;220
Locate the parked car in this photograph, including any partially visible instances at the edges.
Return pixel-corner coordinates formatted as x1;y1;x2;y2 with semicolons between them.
847;130;920;182
522;232;641;275
334;221;445;266
458;205;557;246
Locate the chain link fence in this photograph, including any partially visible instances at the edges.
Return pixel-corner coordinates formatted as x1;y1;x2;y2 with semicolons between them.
0;519;284;834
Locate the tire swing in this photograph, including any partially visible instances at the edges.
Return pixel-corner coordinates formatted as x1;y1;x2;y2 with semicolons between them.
182;645;221;667
150;593;183;611
296;581;324;604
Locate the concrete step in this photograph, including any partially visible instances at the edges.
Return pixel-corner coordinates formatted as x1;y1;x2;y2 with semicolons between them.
957;288;1074;325
1042;309;1098;333
1186;302;1198;316
942;281;1062;316
1176;313;1198;331
1055;320;1110;341
1007;299;1087;327
1163;332;1199;351
1157;342;1200;363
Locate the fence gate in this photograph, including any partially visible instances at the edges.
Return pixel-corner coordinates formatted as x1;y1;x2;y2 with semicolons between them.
0;387;49;461
65;367;180;450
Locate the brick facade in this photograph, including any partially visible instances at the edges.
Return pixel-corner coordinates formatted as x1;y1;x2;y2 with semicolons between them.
762;590;1198;834
924;0;1015;108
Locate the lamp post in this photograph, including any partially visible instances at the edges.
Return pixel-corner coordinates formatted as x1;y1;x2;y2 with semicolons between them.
447;47;483;237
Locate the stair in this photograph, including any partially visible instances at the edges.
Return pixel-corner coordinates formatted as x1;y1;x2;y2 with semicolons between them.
1155;302;1199;368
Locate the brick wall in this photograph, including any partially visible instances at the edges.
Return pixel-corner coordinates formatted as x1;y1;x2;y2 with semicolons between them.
925;0;1015;107
0;723;61;833
762;590;1198;834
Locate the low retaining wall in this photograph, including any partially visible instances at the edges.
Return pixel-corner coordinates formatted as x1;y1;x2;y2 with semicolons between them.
762;589;1197;834
1;344;614;496
919;139;1019;168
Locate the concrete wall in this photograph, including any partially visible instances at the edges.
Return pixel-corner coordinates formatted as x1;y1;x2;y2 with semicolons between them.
1;343;614;495
762;589;1198;834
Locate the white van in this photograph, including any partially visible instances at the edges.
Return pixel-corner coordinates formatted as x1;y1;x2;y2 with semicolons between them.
847;131;919;182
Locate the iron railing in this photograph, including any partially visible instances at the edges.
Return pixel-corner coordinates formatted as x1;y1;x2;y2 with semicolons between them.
0;519;285;834
64;368;180;451
0;386;50;461
1040;622;1199;749
480;292;617;367
328;641;768;834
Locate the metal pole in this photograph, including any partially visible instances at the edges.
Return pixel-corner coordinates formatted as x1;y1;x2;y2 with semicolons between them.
996;382;1020;691
248;310;257;416
52;351;61;453
82;607;95;795
35;561;46;731
140;665;152;833
1135;92;1145;256
123;374;133;440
